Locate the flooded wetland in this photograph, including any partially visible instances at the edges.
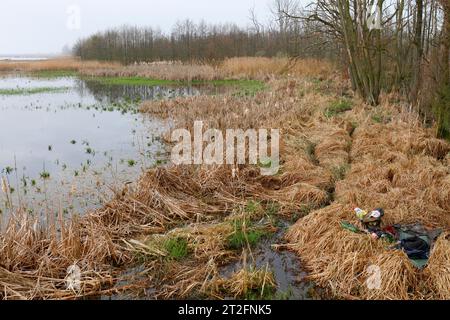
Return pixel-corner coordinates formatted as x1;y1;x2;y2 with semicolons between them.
1;0;450;303
0;74;217;220
0;68;321;300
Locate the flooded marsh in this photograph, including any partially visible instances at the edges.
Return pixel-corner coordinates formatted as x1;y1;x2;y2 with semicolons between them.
0;74;221;220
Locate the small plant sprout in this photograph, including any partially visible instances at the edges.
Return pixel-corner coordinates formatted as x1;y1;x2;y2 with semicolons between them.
40;171;50;180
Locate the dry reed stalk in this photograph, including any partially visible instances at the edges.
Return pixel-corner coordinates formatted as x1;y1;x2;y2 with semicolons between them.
80;62;221;81
220;57;334;79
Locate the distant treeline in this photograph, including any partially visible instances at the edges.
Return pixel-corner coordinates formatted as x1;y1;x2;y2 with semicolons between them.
73;0;449;137
72;19;334;64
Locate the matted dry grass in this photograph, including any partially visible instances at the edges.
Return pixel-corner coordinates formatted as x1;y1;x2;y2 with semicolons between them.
1;57;449;300
287;112;450;299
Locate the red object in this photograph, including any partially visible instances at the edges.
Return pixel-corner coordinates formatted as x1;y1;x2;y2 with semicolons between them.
383;226;398;238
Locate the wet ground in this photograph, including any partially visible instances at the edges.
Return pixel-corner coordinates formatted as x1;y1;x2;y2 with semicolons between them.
219;221;321;300
0;74;319;300
99;220;322;301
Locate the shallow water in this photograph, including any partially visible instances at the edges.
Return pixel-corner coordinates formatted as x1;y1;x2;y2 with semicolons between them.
0;75;214;222
219;221;321;300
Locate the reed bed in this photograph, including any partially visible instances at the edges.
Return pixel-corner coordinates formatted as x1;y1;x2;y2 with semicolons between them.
1;57;449;300
0;58;120;73
0;57;334;81
220;57;334;79
79;57;334;81
79;62;221;82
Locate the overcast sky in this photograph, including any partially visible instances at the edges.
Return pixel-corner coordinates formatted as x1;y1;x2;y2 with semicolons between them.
0;0;301;55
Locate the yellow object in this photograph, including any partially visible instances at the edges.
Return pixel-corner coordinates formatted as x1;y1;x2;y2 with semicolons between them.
354;208;368;220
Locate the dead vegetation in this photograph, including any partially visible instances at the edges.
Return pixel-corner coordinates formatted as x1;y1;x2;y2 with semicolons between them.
0;57;120;74
79;62;220;82
287;106;450;300
1;57;449;300
0;57;334;82
221;57;334;80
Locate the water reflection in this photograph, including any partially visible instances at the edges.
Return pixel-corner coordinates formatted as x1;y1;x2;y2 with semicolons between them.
78;79;209;102
0;75;213;223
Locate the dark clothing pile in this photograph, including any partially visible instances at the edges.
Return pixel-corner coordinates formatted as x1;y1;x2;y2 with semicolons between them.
391;224;442;269
341;215;443;269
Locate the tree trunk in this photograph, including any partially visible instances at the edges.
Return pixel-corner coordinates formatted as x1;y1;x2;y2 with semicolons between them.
443;0;450;84
411;0;424;104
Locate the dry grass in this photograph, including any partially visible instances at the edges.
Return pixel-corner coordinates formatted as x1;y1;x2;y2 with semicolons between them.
0;211;120;299
221;57;335;80
79;61;220;81
286;104;450;299
1;57;449;300
80;57;334;81
0;57;120;73
0;57;334;81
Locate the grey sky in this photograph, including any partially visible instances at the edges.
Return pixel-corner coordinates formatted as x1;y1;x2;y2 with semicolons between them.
0;0;293;55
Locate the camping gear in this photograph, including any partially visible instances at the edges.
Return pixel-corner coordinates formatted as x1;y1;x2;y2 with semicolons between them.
361;208;384;229
393;224;442;269
354;208;368;220
345;209;443;269
400;236;430;259
341;221;365;234
354;207;384;229
340;221;395;242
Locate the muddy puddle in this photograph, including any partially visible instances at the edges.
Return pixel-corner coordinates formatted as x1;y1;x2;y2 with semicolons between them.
219;221;321;300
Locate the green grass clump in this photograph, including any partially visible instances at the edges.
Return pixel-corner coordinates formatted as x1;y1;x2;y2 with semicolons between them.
32;70;78;78
245;200;263;216
0;87;70;96
324;99;353;118
227;218;268;250
371;112;392;124
39;171;51;179
163;237;189;260
244;284;276;300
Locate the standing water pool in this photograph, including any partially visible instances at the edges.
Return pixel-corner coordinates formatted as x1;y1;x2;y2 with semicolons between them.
0;75;210;223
